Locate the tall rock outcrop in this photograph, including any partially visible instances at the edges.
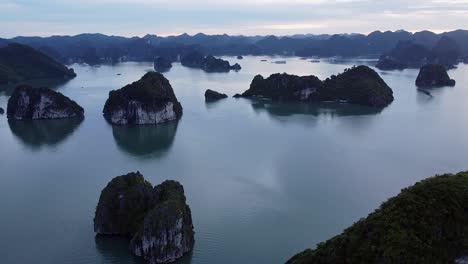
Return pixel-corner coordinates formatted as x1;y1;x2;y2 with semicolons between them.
103;72;182;125
94;172;194;264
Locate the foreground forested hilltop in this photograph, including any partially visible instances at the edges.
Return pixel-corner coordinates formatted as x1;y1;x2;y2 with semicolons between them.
2;30;468;64
287;171;468;264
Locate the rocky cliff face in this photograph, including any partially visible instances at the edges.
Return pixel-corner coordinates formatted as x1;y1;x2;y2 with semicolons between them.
416;64;456;87
103;72;182;125
7;85;84;120
181;51;241;72
241;66;394;107
130;181;194;264
94;172;194;264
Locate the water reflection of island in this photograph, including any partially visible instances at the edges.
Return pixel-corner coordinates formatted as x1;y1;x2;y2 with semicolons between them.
8;118;83;150
0;78;72;95
251;101;383;118
112;122;179;157
95;236;143;264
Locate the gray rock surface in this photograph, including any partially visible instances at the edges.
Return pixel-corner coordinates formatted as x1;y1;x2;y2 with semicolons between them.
7;85;84;120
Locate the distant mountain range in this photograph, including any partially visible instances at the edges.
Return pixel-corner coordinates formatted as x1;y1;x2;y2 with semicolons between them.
1;30;467;66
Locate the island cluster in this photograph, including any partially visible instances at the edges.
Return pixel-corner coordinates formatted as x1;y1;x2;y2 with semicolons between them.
0;35;465;263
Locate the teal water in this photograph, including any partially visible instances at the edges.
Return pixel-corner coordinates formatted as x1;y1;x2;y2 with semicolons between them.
1;57;468;264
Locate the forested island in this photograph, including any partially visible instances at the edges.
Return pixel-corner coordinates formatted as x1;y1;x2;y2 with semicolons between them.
103;72;183;125
94;172;194;264
239;66;394;107
0;43;76;86
287;171;468;264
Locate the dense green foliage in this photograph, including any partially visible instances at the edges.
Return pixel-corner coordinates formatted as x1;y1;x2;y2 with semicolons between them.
287;171;468;264
243;73;323;101
0;43;76;85
94;172;154;236
321;66;394;107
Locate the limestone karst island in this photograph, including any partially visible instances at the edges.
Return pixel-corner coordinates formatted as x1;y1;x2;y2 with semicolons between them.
1;1;468;264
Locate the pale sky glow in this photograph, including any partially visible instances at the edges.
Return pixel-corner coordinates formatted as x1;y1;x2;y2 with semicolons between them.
0;0;467;38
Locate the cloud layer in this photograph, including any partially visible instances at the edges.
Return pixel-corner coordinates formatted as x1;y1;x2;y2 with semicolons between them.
0;0;467;37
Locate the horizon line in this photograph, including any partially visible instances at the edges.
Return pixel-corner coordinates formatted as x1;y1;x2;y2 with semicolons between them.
3;28;466;40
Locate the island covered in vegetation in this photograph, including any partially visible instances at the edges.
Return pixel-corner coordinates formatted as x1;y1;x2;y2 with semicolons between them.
240;66;394;107
0;43;76;86
287;171;468;264
94;172;194;264
103;72;183;125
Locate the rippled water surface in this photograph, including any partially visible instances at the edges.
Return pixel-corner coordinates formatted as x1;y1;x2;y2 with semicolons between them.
1;57;468;264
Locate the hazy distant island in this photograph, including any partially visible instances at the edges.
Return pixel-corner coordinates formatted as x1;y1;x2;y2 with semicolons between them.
153;56;172;72
205;89;228;102
416;64;456;88
94;172;194;264
0;43;76;86
376;36;463;70
287;171;468;264
103;72;183;125
7;85;84;120
1;30;467;68
239;65;394;107
180;51;241;72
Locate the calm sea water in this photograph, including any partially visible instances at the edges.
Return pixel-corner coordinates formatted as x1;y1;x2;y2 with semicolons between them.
1;57;468;264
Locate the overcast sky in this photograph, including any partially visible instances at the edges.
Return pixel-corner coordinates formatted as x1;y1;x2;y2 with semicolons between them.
1;0;467;38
